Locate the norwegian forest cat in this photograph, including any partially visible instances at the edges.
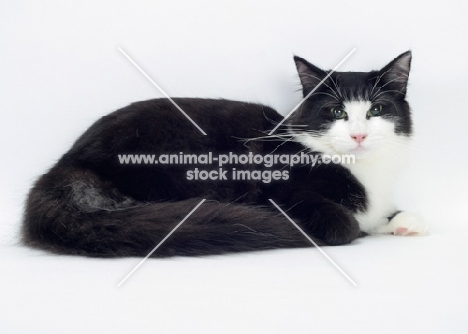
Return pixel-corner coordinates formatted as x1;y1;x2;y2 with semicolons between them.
22;51;426;257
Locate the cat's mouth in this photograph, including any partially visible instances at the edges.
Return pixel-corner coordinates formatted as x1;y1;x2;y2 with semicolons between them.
333;143;370;159
346;143;375;159
350;145;368;155
351;145;366;152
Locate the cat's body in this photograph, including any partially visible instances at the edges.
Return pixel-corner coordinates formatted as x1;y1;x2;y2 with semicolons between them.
22;51;425;257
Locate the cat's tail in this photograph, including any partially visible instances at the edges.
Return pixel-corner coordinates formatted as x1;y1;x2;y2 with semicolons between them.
22;166;311;257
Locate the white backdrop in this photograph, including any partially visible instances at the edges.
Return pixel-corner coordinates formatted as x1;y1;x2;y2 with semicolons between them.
1;1;468;333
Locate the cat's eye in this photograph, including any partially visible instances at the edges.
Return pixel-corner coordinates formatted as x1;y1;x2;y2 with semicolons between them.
367;105;382;117
330;107;347;119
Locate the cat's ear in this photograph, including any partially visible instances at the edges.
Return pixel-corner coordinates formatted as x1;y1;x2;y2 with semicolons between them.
294;56;327;97
378;51;412;97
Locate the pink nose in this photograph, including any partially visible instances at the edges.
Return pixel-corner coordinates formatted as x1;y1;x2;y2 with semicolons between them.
351;134;367;144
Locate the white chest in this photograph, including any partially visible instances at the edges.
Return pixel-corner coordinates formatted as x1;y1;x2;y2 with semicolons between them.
344;153;403;233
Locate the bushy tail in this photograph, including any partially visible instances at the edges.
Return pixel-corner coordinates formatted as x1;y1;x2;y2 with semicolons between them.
22;166;311;257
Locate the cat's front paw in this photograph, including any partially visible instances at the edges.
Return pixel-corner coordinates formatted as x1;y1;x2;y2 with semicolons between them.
389;212;427;236
311;207;361;245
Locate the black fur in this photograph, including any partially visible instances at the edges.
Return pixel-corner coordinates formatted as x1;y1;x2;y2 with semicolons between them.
22;52;411;257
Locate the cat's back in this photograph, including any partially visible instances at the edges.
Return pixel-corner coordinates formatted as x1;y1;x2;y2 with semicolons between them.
78;98;279;142
106;98;280;131
59;98;283;168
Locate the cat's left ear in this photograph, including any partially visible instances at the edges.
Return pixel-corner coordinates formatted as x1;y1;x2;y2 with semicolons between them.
378;51;412;97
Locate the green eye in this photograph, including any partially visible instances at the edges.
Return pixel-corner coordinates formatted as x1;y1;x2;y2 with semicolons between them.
367;105;382;117
331;107;347;119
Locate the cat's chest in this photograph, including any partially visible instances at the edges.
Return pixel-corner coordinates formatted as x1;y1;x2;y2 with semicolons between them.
345;158;399;233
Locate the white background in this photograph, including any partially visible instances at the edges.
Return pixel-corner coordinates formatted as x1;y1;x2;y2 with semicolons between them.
1;1;468;333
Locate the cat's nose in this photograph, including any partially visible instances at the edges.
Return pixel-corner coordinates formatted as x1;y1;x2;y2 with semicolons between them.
351;134;367;144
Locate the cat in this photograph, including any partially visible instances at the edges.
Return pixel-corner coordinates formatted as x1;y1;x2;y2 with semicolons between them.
22;51;426;257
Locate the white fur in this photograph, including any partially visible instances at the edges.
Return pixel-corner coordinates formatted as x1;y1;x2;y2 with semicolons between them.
295;100;424;234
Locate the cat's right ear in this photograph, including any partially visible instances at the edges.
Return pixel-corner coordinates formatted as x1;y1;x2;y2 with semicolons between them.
294;56;327;97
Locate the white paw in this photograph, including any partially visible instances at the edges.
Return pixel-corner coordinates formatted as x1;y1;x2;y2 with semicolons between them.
389;212;427;236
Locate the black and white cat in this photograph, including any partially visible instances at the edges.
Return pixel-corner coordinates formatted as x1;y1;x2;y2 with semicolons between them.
22;51;425;257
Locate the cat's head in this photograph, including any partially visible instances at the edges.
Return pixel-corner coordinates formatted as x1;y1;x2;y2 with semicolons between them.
289;51;412;160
